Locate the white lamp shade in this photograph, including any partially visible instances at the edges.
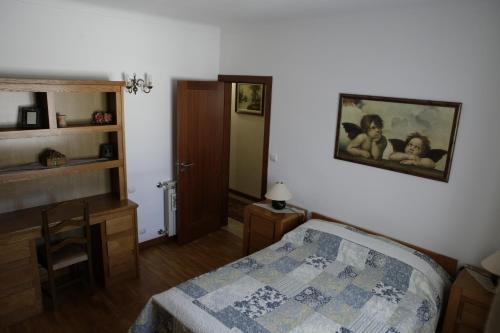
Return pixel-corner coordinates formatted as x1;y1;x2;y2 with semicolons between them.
265;182;292;201
482;250;500;276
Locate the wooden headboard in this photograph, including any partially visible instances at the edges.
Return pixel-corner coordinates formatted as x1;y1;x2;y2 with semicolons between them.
311;212;458;276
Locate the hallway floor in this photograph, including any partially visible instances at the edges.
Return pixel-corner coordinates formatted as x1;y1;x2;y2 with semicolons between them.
222;217;244;239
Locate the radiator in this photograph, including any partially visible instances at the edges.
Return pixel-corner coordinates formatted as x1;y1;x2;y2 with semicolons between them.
157;180;176;236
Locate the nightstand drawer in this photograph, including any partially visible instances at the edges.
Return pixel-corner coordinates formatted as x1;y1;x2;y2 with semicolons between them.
0;241;31;265
106;214;134;235
442;269;494;333
0;258;33;298
99;208;138;287
456;325;480;333
243;202;307;256
249;232;273;253
460;301;489;330
250;215;275;238
0;287;37;316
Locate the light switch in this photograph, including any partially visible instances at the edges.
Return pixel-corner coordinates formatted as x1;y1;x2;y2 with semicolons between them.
270;153;278;162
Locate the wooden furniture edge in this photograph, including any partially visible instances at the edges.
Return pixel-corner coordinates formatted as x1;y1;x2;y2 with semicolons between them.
0;195;138;236
0;78;125;86
310;212;458;276
218;75;272;84
0;159;123;185
91;200;138;217
0;125;122;140
247;202;307;220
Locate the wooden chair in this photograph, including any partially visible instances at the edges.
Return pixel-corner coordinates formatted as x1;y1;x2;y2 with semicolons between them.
40;200;94;307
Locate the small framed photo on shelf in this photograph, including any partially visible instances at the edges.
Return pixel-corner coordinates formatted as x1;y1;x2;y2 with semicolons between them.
99;143;115;159
236;83;264;115
20;107;41;129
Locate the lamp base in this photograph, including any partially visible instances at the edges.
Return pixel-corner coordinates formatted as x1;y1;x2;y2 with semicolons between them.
271;200;286;210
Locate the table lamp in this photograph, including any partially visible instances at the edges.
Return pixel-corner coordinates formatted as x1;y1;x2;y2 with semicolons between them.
265;181;292;210
482;250;500;287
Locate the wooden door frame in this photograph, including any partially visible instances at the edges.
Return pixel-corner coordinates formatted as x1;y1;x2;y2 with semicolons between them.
218;75;272;226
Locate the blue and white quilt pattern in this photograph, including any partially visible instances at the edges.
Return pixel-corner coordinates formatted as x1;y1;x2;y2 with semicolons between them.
130;220;450;333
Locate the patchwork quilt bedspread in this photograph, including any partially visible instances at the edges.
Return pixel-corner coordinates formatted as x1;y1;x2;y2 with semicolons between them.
130;219;451;333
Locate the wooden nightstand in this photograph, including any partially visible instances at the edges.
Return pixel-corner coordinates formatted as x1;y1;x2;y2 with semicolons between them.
442;268;494;333
242;203;306;256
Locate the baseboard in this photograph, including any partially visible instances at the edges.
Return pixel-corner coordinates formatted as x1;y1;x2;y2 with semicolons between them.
228;188;261;202
138;234;175;250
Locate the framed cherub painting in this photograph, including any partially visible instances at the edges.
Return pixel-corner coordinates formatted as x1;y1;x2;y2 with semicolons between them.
333;93;461;182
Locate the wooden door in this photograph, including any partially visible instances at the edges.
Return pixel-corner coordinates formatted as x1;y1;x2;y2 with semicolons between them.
176;81;225;244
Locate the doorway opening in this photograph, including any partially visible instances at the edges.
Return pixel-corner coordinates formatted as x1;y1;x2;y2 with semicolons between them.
218;75;272;239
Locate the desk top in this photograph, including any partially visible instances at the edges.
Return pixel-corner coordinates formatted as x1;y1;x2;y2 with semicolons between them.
0;193;138;236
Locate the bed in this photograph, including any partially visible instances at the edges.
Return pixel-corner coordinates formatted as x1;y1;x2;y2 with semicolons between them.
130;213;457;333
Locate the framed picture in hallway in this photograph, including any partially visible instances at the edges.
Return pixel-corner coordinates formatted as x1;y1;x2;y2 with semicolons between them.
236;83;264;115
333;93;461;182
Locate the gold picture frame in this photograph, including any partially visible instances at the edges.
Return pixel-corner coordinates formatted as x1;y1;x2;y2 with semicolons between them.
236;83;264;115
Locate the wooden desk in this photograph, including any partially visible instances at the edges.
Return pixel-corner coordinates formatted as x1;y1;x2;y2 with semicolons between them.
0;193;139;327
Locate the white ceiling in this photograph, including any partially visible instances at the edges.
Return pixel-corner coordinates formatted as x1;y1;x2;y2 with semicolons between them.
65;0;446;25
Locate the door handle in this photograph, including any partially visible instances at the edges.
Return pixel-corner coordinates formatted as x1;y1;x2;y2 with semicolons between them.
178;162;194;173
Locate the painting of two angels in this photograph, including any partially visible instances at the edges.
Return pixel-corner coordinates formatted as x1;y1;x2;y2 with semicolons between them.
334;93;461;182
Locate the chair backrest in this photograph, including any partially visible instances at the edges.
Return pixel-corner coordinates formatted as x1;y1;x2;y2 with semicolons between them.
41;200;91;258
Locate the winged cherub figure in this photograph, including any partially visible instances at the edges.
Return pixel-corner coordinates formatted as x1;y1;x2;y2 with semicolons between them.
342;114;387;160
389;132;447;169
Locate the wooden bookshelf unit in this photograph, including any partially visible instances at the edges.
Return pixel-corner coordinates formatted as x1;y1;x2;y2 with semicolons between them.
0;78;139;327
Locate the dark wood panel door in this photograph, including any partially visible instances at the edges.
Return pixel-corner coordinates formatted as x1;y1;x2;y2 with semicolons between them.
176;81;225;244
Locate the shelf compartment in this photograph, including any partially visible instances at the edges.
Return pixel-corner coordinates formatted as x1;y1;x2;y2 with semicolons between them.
0;125;120;139
0;91;49;130
53;92;118;127
0;79;123;93
0;158;122;185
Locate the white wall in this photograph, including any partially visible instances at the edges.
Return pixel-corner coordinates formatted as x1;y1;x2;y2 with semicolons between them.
220;1;500;265
229;84;265;198
0;0;220;242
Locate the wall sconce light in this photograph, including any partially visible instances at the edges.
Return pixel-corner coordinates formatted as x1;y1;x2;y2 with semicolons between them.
125;73;153;94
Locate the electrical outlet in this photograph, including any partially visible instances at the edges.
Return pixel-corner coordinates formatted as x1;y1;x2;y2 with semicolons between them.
139;228;146;235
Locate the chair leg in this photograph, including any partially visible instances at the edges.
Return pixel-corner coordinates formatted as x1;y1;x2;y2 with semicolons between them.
47;267;57;308
87;260;95;294
70;264;78;280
